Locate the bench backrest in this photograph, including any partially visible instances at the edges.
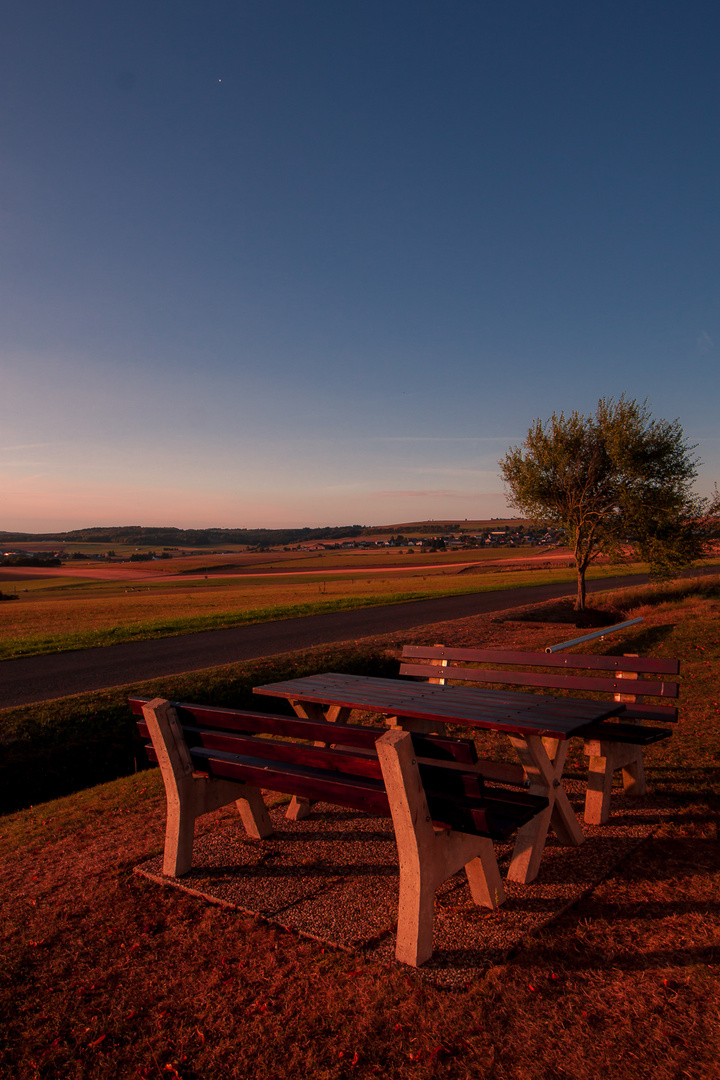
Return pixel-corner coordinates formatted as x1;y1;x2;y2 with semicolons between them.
130;697;547;840
129;696;480;763
399;646;681;723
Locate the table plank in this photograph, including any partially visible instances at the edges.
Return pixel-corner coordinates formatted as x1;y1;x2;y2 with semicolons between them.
254;673;623;739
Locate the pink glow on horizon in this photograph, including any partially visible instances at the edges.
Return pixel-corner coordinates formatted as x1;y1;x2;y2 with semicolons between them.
1;471;512;532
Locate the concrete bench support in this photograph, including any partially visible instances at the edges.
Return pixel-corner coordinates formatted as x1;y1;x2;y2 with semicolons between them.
584;740;646;825
142;698;273;876
376;727;504;968
584;663;645;825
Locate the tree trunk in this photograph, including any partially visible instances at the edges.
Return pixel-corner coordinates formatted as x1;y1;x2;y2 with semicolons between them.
576;564;586;611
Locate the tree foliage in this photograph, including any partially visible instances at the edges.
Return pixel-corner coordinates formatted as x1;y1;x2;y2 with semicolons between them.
499;397;708;609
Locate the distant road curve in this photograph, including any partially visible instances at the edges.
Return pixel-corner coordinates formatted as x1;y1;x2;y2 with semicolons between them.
0;569;713;709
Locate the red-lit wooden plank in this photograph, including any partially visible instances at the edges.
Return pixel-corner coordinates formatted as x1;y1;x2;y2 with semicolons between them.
399;661;678;699
401;645;680;676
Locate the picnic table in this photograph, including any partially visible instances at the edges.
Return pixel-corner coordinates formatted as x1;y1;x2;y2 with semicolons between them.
253;672;627;884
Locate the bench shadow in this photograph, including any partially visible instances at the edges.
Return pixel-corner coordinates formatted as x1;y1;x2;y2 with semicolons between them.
646;765;719;779
270;827;394;843
195;861;398;880
419;947;509;976
427;938;718;978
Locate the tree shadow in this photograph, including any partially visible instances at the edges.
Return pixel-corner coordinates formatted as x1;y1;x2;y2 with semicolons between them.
597;622;677;654
510;597;627;628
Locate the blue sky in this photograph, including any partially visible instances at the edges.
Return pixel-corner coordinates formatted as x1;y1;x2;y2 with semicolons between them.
1;1;718;531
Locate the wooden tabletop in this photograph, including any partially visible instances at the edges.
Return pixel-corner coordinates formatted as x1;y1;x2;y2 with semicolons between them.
253;672;624;739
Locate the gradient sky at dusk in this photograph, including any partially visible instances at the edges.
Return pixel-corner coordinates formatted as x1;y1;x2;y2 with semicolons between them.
2;1;719;532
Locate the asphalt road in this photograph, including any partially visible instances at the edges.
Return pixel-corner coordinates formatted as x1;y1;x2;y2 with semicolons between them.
0;572;667;709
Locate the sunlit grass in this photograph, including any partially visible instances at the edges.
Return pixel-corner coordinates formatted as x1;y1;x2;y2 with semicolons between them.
5;551;717;660
0;560;652;659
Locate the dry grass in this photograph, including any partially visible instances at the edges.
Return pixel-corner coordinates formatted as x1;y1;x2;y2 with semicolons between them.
1;582;719;1079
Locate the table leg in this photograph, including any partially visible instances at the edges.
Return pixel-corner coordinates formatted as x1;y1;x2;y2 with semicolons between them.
290;701;352;725
285;700;352;820
505;735;584;884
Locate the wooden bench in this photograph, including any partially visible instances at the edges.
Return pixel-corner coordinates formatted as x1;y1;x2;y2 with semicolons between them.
399;646;680;826
130;696;548;967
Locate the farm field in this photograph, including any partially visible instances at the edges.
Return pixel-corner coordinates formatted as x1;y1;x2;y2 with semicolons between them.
1;578;718;1079
0;544;645;660
1;542;572;580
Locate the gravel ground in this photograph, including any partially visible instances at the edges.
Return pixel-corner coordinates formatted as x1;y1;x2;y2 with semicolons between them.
135;783;667;989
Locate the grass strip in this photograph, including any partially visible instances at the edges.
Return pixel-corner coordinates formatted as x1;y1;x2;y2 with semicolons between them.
0;643;399;814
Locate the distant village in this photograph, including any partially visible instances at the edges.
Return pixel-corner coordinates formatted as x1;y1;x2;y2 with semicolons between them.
290;526;561;553
1;523;564;563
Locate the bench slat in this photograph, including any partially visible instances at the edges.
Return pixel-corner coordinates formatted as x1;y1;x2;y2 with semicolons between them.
145;742;391;816
402;645;680;676
137;720;384;781
399;662;679;699
622;703;678;723
130;697;479;764
142;742;544;841
482;790;553;833
138;720;488;798
579;721;674;746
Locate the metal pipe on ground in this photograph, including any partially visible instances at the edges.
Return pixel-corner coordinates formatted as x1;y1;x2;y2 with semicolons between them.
544;617;644;654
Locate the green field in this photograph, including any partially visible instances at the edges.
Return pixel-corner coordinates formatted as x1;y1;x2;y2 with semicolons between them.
0;546;655;660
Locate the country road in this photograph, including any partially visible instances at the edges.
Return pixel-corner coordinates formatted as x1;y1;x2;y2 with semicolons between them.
0;572;672;709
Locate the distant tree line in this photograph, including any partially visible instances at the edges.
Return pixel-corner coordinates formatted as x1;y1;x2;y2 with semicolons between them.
0;525;365;548
0;555;61;567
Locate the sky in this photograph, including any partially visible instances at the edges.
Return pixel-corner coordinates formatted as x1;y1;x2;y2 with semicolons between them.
1;1;719;532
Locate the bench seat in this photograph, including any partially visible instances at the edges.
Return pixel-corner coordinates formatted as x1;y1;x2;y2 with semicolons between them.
131;696;548;967
579;720;674;746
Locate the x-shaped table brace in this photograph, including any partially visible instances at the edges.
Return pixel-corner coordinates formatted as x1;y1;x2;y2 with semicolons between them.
283;701;352;820
505;734;584;883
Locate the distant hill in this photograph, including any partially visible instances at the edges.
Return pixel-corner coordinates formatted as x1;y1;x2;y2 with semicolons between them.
0;519;530;548
364;518;529;535
0;525;365;548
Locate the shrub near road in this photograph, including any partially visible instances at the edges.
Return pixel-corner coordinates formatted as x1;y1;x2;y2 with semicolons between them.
1;580;718;1079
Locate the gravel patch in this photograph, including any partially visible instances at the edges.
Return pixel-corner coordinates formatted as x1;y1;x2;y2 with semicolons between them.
135;782;668;988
